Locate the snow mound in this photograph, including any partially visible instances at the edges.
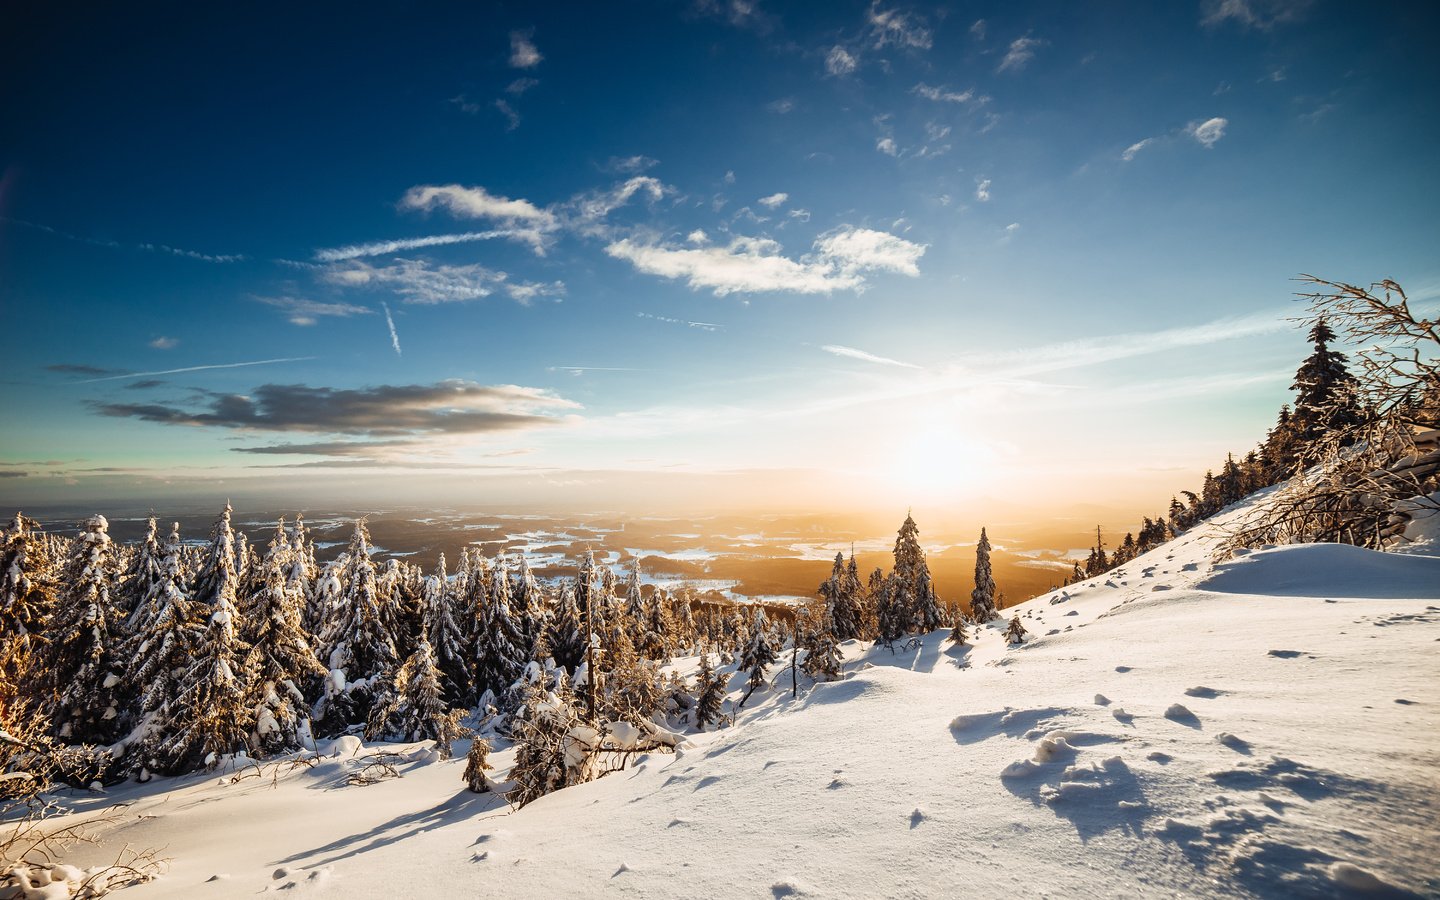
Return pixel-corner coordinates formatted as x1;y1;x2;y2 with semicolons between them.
1199;542;1440;599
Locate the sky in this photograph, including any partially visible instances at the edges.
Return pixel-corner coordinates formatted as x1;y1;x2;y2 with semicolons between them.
2;0;1437;519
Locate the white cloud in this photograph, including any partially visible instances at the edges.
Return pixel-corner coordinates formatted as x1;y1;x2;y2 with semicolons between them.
821;344;919;369
571;176;667;226
1201;0;1313;30
1005;222;1021;234
757;192;789;209
506;77;539;95
1187;117;1229;147
399;184;556;252
1121;138;1155;162
998;34;1045;72
382;302;401;357
825;46;857;76
867;4;932;50
876;137;899;157
604;226;925;296
969;19;986;39
149;336;179;350
687;229;709;245
323;259;560;306
509;30;542;68
494;99;520;131
914;83;975;104
605;155;659;174
767;98;795;114
313;230;516;262
975;178;991;202
255;295;374;326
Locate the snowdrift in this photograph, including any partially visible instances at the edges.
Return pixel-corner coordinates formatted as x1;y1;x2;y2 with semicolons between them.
35;490;1440;899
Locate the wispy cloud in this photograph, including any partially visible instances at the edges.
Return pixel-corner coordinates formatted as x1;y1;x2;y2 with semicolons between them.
1121;138;1154;162
605;226;925;296
825;46;857;76
382;302;402;357
138;243;246;263
95;380;578;436
323;259;561;305
876;137;899;157
255;295;373;326
149;336;179;350
975;178;992;202
1186;117;1229;147
3;217;245;263
1201;0;1313;30
509;30;543;68
313;230;516;262
913;83;976;104
73;357;317;384
637;312;724;332
399;183;557;252
821;344;920;369
757;192;789;209
604;155;659;175
998;34;1045;73
506;77;539;95
867;4;932;50
766;98;795;114
494;99;521;131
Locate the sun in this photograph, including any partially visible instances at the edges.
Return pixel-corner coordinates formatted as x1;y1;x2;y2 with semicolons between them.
885;419;999;500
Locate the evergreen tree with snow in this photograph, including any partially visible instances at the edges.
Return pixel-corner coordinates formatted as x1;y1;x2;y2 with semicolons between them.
510;553;546;662
506;678;595;808
422;554;472;706
367;636;465;755
873;567;905;648
47;514;125;744
0;513;55;704
1291;317;1361;449
948;614;969;645
149;505;253;772
547;582;586;673
463;737;494;792
693;652;726;731
243;518;325;754
970;527;999;623
125;522;197;759
313;520;400;734
738;608;777;707
474;555;527;702
121;515;164;624
891;514;945;634
1005;615;1028;645
800;602;842;682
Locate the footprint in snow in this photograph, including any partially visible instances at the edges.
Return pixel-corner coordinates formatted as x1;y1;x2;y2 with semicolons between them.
1115;665;1133;673
1395;698;1417;705
1267;649;1307;659
613;863;630;878
1146;751;1172;764
910;808;926;828
694;775;724;790
1094;694;1111;706
1215;732;1251;754
1164;703;1202;728
827;778;846;790
1151;585;1172;592
1112;708;1134;725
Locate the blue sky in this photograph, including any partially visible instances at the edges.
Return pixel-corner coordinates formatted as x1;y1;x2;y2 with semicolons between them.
2;0;1437;515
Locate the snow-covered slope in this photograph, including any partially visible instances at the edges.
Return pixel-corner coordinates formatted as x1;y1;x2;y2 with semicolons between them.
46;494;1440;898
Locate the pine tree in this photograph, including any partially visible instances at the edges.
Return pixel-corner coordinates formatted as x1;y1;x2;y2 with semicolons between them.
800;602;842;682
818;551;865;642
149;505;253;772
1005;615;1028;645
422;554;472;706
120;516;164;625
547;583;585;673
693;652;726;731
1291;317;1361;448
873;567;905;648
970;527;999;623
314;520;399;733
506;679;595;808
48;514;125;744
367;636;465;755
243;518;325;754
463;737;494;792
738;608;777;707
0;513;55;704
475;555;527;702
890;514;945;634
948;613;969;645
125;522;197;759
511;553;546;662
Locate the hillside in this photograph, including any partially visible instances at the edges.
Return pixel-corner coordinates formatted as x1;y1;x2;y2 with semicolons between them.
33;491;1440;899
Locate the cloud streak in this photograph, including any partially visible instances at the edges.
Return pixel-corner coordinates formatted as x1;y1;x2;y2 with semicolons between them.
382;302;402;356
95;380;579;436
72;357;318;384
821;344;920;369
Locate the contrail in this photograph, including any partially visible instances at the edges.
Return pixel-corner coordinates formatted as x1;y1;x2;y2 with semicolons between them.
382;302;402;357
313;230;512;262
75;357;317;383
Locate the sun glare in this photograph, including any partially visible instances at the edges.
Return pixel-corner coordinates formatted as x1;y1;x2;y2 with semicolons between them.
886;421;998;499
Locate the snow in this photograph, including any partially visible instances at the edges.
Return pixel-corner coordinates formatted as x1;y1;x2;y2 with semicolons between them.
34;491;1440;898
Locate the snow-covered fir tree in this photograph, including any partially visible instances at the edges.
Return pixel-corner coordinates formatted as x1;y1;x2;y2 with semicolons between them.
1005;615;1028;645
474;555;526;704
314;520;400;734
819;550;866;642
422;553;472;707
547;582;586;673
693;652;726;731
48;514;125;745
738;607;777;706
970;527;1000;623
1291;317;1361;448
120;515;164;624
507;678;596;808
0;513;54;704
800;602;842;682
125;522;197;760
890;514;946;634
243;518;326;754
367;635;465;756
150;505;253;773
510;553;546;662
